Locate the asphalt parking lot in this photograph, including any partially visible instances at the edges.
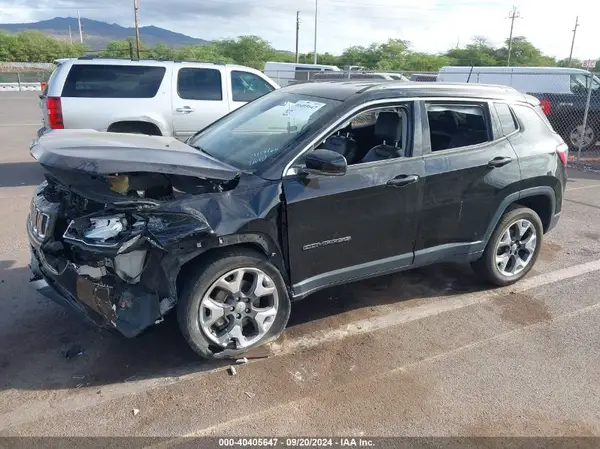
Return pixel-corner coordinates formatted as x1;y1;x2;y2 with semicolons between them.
2;91;600;440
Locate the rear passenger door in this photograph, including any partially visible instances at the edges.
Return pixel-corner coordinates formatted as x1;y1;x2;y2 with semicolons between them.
414;101;521;262
171;66;230;140
227;69;276;111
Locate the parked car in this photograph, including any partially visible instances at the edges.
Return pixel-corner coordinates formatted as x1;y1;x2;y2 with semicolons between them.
28;81;567;359
409;73;438;82
263;61;341;87
39;58;279;141
310;71;409;81
438;66;600;150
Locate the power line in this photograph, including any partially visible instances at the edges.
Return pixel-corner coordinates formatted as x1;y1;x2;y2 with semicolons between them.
506;5;520;66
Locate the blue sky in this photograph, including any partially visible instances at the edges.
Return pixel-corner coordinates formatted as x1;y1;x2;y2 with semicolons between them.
0;0;596;60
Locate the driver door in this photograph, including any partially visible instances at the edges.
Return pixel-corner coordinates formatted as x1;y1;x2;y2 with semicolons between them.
282;101;425;297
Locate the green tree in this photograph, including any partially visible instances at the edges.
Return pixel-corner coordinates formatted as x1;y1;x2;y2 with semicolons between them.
0;30;85;62
495;37;556;66
100;39;138;58
404;52;451;71
174;43;234;63
445;36;500;66
213;35;276;69
374;39;411;70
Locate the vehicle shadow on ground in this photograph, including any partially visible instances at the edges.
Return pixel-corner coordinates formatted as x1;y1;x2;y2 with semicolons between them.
0;161;45;188
0;259;488;392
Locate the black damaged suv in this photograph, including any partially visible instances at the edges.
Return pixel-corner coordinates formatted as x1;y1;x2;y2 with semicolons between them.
28;81;568;359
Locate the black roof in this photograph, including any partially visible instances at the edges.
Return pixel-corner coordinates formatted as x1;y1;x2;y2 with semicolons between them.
283;80;532;103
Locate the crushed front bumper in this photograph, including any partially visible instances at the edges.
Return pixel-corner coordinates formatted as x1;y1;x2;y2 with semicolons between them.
28;225;164;338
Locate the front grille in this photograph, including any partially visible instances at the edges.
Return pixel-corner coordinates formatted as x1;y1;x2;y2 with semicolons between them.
30;201;50;240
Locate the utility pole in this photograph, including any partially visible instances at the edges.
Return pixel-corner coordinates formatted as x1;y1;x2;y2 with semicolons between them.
313;0;318;64
133;0;141;59
68;25;73;45
506;6;520;66
77;10;83;44
568;16;579;66
295;11;300;63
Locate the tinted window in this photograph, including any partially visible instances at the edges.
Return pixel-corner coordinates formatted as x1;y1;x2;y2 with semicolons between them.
62;65;165;98
426;103;490;152
178;68;222;101
231;71;274;102
495;102;518;135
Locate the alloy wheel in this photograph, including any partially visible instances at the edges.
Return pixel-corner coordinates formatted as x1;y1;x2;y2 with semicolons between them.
199;267;279;349
569;124;595;149
494;219;538;277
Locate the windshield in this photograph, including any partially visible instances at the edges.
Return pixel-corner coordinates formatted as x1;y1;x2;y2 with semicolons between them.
570;74;600;93
188;91;340;171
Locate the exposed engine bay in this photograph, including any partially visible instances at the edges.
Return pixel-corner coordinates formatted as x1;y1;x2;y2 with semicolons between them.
27;131;284;341
28;171;238;337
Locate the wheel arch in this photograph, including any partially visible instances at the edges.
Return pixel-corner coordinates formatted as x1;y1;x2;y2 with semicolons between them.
483;186;556;245
175;233;289;299
107;120;164;136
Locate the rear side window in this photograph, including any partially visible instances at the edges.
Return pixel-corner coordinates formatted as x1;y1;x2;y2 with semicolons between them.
231;71;274;102
494;103;518;135
178;68;222;101
426;103;490;152
62;64;165;98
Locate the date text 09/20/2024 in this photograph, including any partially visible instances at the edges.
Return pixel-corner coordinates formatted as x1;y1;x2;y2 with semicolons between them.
218;438;375;447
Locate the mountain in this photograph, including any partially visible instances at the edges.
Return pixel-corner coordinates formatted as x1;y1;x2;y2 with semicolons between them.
0;17;208;50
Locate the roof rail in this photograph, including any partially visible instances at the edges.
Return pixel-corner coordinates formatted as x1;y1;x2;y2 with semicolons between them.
75;56;228;65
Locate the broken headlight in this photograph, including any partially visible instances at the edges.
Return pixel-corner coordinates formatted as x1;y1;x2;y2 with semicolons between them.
63;215;142;248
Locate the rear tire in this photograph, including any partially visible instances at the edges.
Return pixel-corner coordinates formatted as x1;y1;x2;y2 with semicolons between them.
177;248;290;359
472;206;543;287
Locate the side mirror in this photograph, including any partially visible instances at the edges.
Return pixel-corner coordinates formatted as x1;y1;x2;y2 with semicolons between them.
303;149;347;176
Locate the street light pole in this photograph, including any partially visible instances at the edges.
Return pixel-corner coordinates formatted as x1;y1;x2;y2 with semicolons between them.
313;0;318;64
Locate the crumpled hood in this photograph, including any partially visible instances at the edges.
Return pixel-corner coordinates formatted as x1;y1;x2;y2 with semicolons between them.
30;129;240;181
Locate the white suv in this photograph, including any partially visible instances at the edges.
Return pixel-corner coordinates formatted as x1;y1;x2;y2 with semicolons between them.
39;58;279;140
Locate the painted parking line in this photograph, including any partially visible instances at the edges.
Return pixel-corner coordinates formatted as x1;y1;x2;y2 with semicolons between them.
161;300;600;443
566;184;600;192
268;258;600;355
4;258;600;434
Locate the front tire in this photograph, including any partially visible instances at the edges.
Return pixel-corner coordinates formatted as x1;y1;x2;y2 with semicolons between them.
472;206;543;287
177;248;290;359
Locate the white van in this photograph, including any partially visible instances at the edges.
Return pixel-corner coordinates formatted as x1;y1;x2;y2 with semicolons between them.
437;66;596;94
438;66;600;150
264;62;341;87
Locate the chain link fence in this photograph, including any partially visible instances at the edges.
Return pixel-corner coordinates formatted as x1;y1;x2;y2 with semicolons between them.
0;62;54;91
2;60;599;167
267;67;600;167
427;69;600;167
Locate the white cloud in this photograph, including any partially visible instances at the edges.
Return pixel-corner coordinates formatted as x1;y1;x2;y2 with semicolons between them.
0;0;598;60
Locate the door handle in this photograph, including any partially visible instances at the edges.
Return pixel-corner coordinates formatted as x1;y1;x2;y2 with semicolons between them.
175;106;195;113
487;156;513;168
386;174;420;188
